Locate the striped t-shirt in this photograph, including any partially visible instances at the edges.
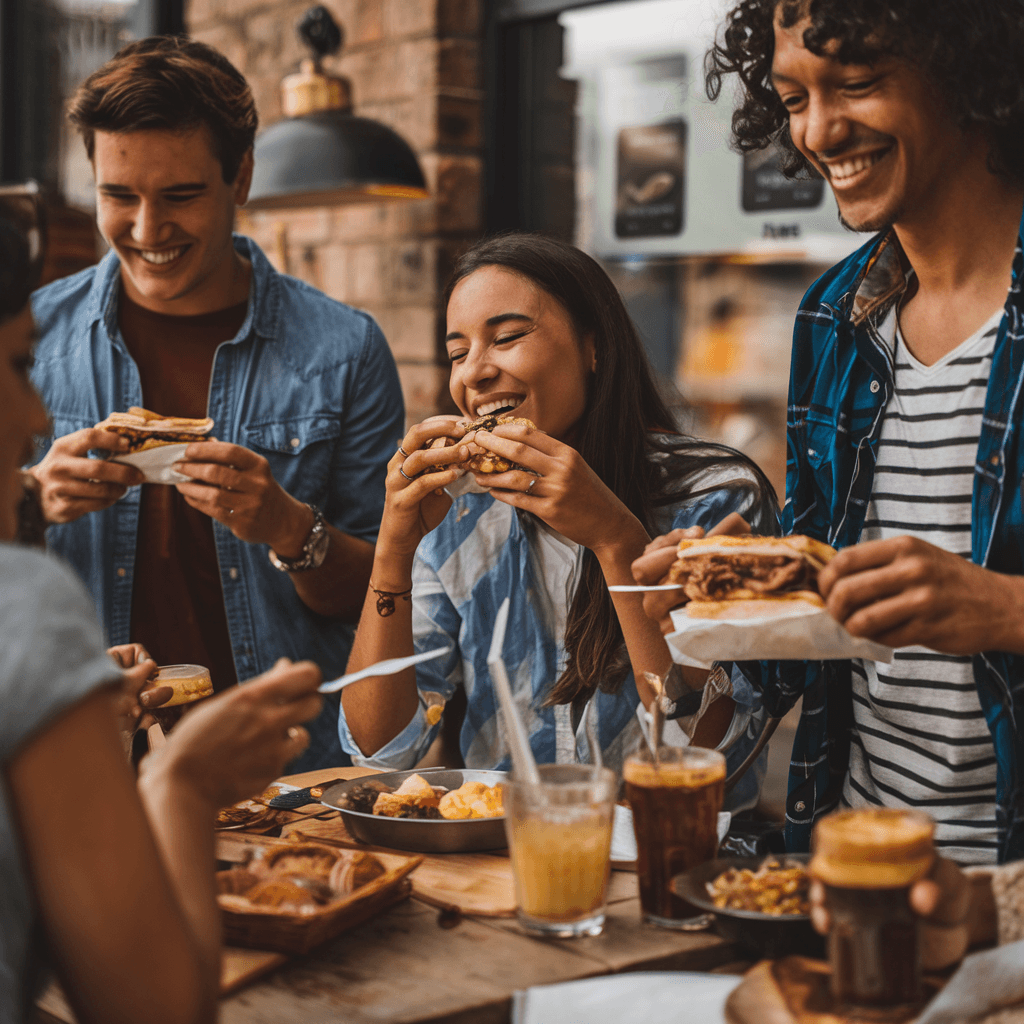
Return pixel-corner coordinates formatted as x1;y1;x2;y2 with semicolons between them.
844;305;1002;864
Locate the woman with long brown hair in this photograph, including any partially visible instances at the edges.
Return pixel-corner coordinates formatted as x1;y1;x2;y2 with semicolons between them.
339;233;777;795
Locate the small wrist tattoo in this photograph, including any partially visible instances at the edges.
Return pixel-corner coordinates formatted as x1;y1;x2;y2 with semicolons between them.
372;584;413;617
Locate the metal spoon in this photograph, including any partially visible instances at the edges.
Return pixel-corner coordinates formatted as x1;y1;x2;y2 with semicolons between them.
318;647;451;693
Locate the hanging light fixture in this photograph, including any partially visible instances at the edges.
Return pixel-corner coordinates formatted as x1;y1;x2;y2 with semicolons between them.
247;6;429;209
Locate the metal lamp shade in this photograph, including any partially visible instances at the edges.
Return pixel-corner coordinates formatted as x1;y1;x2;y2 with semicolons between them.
247;110;429;209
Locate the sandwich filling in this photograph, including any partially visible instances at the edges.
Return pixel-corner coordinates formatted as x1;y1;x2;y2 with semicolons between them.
96;406;214;453
422;414;537;475
668;536;836;611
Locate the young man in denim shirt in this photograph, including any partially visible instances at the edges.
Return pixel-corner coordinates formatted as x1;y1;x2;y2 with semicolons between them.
28;37;404;770
636;0;1024;864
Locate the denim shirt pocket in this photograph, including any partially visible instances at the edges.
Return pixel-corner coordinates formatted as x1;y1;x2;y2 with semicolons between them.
244;415;342;506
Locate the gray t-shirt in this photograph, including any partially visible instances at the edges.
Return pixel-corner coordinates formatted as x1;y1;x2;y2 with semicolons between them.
0;544;120;1023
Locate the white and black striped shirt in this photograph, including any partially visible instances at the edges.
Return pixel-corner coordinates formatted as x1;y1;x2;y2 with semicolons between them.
844;306;1002;864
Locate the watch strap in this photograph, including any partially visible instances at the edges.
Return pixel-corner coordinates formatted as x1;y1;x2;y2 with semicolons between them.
268;504;329;572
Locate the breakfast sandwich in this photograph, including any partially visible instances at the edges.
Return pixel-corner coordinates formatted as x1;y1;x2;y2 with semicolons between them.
667;534;837;620
95;406;214;453
422;413;537;475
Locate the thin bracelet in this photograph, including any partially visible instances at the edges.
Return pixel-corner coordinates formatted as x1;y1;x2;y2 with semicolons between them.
371;583;413;617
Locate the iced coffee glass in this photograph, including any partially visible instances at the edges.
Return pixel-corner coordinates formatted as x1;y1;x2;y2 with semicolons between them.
504;765;616;938
624;745;726;929
148;664;213;732
810;808;936;1012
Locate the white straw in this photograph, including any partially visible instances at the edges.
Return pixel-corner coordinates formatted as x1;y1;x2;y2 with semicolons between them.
487;598;541;786
635;703;657;759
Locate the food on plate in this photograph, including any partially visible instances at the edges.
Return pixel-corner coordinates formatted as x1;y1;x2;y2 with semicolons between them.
341;774;505;820
667;535;837;620
215;802;276;830
372;773;442;818
438;781;504;820
421;413;538;475
707;857;811;916
216;843;387;915
95;405;214;453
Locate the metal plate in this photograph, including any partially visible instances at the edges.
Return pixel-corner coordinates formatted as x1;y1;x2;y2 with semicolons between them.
320;768;508;853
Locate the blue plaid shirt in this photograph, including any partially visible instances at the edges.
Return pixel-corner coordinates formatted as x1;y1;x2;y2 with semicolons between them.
746;214;1024;863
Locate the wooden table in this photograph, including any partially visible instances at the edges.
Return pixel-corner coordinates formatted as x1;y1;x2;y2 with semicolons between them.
39;767;745;1024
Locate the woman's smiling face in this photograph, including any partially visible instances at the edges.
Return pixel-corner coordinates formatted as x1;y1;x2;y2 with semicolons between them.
445;265;594;443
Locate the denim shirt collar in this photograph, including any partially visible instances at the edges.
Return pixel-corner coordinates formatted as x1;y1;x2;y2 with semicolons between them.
83;234;280;345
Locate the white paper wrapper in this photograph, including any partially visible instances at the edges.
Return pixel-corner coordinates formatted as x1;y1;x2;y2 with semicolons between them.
110;443;190;485
666;606;893;667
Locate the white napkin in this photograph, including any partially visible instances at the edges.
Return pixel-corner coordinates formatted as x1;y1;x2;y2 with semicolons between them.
110;443;190;485
913;939;1024;1024
512;972;741;1024
611;804;731;865
666;606;893;667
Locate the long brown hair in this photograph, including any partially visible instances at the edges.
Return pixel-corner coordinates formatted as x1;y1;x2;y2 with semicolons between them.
444;233;778;706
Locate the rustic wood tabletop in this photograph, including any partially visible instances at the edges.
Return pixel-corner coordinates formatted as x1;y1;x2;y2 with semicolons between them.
37;766;747;1024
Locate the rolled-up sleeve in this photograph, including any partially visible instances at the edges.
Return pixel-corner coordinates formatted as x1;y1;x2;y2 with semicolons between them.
337;551;464;769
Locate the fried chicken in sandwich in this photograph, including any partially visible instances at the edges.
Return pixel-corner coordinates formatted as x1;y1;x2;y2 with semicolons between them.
667;535;837;619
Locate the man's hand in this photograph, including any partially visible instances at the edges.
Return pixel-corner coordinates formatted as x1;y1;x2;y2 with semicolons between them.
173;441;313;555
631;513;752;634
809;856;989;971
819;536;1024;654
107;643;173;754
30;428;143;524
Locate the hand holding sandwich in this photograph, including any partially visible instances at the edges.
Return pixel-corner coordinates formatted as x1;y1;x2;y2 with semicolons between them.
30;427;144;523
173;440;316;552
820;535;1024;656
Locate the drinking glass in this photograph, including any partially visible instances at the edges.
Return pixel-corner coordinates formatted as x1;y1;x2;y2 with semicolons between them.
504;764;616;938
624;745;726;929
147;664;213;732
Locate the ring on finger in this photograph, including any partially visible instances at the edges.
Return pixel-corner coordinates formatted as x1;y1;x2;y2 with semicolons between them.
398;445;411;458
227;508;234;515
399;464;416;481
526;477;538;493
287;726;301;741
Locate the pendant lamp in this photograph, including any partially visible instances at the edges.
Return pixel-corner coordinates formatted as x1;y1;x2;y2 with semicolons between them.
247;6;429;209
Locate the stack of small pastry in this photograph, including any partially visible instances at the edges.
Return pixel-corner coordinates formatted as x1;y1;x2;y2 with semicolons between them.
216;842;386;915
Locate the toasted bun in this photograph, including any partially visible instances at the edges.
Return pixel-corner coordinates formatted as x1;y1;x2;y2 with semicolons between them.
675;534;836;570
685;593;825;620
420;415;538;475
97;407;214;454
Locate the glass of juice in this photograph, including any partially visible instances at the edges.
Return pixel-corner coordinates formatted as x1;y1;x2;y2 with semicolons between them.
624;745;726;929
146;664;213;732
503;764;616;938
810;807;936;1013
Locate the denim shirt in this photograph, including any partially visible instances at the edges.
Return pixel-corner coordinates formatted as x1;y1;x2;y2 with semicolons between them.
29;235;405;768
743;213;1024;863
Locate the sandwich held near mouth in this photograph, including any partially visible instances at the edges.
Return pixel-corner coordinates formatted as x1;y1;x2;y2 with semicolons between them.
422;413;537;475
667;535;837;620
95;406;214;453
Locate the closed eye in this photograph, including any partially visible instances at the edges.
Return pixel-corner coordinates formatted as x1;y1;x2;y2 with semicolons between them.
495;330;529;344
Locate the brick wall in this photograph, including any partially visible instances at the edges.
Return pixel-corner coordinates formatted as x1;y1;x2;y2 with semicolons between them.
186;0;484;425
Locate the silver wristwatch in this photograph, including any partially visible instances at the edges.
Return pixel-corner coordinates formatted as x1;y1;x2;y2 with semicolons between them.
268;504;330;572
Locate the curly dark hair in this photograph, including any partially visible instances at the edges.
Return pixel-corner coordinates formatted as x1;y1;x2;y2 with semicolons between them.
68;36;257;184
705;0;1024;181
445;234;779;707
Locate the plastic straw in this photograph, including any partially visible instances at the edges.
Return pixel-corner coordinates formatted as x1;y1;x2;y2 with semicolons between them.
487;597;541;786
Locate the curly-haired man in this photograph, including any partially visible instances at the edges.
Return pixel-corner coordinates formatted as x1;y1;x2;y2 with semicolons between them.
638;0;1024;865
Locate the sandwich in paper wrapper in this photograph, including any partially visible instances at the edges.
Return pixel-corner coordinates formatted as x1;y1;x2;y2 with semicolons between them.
96;407;214;485
663;535;892;666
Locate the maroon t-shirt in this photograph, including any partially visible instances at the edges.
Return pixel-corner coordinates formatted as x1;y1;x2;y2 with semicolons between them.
119;288;248;692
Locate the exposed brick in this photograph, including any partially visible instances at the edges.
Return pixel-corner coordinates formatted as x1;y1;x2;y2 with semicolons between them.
386;240;437;304
437;93;481;149
375;304;437;363
275;207;334;247
319;243;350;301
190;24;248;77
356;94;438;153
384;0;437;39
350;0;385;46
398;364;453;427
427;154;482;234
348;242;386;304
437;0;480;38
396;39;439;96
334;202;394;243
438;38;479;91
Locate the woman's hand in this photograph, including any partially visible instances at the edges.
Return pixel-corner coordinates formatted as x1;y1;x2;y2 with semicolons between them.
107;643;172;749
140;658;323;811
631;514;752;633
470;421;641;555
378;416;472;558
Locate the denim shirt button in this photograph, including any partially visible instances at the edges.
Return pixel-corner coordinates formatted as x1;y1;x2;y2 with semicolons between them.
117;567;127;578
290;437;301;448
794;800;806;812
869;380;880;394
990;454;1000;466
229;567;239;580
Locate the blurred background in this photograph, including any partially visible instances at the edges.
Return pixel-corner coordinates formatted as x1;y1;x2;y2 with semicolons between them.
1;0;871;813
